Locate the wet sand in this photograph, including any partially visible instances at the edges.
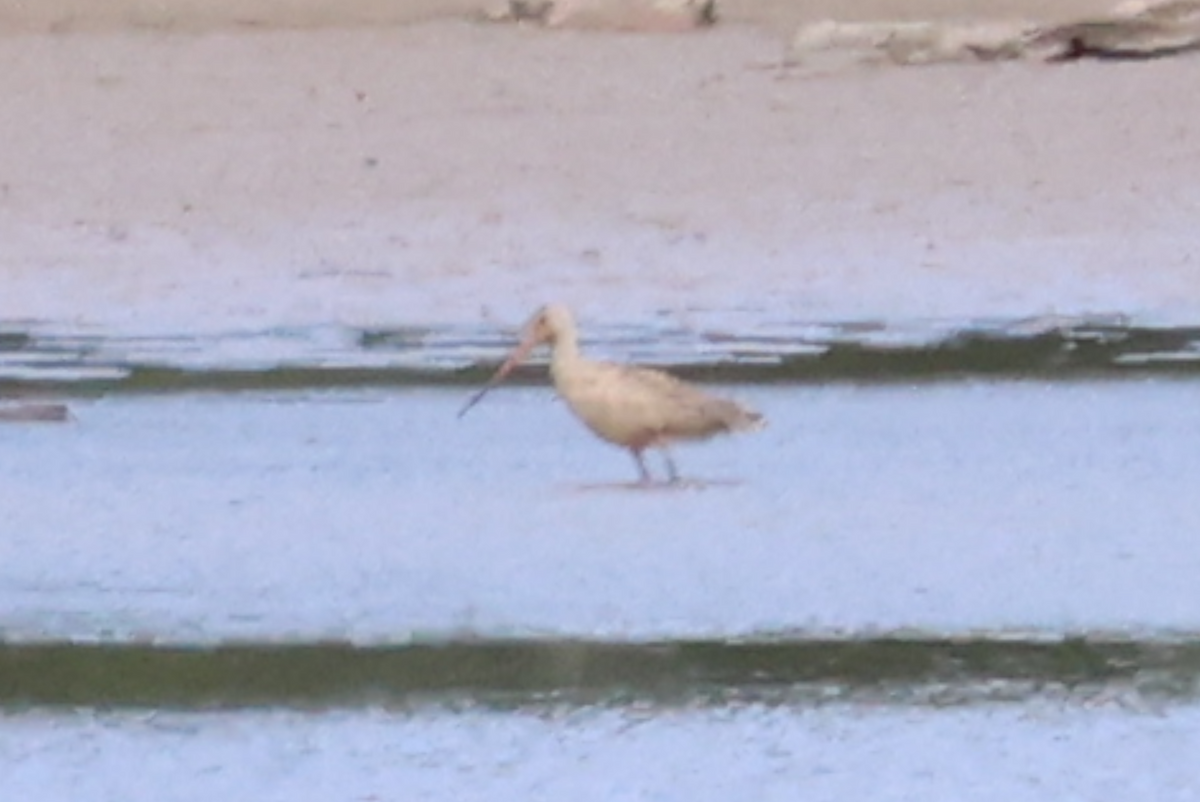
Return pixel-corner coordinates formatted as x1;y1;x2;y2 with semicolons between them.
1;1;1198;335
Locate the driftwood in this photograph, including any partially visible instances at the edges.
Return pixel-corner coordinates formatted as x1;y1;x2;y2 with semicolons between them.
0;403;72;423
1032;0;1200;61
790;19;1038;67
789;0;1200;67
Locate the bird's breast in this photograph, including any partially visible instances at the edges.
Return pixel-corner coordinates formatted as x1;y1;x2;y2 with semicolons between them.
551;362;664;446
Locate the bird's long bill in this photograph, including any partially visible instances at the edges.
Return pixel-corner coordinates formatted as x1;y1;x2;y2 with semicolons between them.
456;336;538;418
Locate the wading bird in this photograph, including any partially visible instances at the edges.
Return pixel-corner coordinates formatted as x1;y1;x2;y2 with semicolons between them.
458;304;764;484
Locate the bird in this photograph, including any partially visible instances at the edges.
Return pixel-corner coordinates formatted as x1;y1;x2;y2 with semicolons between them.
458;304;764;484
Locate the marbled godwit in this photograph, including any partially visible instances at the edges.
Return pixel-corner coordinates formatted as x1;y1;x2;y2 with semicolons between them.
459;304;764;484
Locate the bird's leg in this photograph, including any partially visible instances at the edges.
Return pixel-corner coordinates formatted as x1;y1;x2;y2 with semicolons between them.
630;448;653;485
660;447;680;484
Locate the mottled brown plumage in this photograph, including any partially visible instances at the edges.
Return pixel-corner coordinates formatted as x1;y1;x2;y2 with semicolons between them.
460;304;764;483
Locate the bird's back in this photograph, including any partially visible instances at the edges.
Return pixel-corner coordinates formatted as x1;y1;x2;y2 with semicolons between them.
552;357;763;445
628;366;764;436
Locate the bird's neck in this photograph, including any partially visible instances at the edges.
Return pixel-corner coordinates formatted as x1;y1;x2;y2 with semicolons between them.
549;330;582;379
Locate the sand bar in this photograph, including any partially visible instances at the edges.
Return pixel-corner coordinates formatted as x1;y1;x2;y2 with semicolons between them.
1;0;1196;337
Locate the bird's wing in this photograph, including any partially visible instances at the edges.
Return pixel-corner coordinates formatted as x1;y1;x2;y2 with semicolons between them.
614;363;761;435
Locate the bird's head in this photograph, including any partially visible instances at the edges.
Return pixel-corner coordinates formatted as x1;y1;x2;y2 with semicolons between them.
457;303;575;419
523;303;574;347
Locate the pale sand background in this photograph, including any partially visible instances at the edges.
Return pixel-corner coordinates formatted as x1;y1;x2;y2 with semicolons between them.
1;0;1197;334
0;0;1122;33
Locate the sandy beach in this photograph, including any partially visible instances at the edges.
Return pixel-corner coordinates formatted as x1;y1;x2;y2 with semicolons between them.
0;0;1124;33
1;0;1197;336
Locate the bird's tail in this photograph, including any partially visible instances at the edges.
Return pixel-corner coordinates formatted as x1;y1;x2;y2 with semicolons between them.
728;404;767;432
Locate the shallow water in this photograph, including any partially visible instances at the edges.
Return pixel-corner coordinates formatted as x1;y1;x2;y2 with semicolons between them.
5;704;1200;802
2;316;1199;393
3;378;1199;796
2;380;1198;643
